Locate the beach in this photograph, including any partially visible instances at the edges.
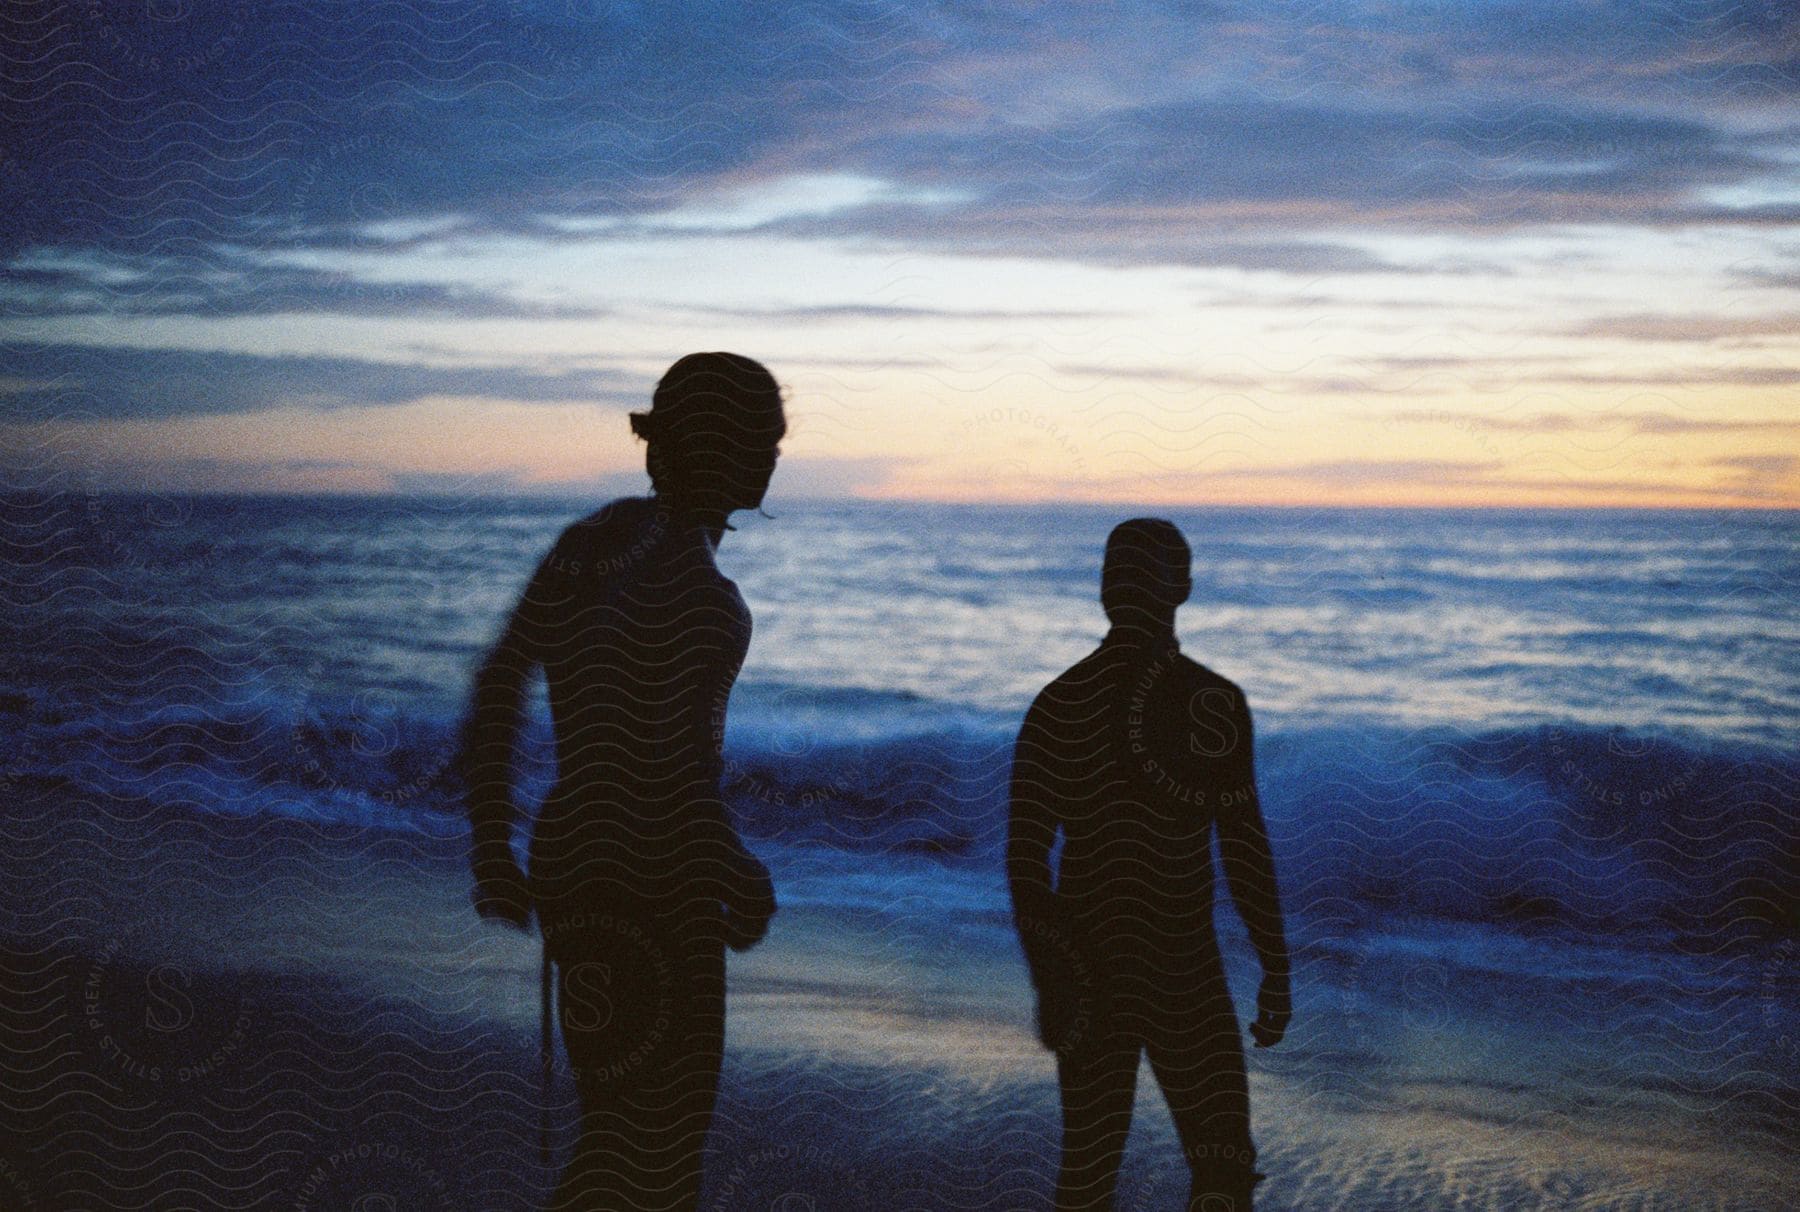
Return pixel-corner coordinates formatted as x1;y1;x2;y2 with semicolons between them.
1;494;1795;1209
3;777;1792;1211
9;0;1800;1202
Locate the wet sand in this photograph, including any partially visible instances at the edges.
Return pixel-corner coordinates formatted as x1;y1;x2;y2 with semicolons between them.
2;782;1791;1210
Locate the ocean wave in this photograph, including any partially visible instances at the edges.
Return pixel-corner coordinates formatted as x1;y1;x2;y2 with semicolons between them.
5;687;1792;943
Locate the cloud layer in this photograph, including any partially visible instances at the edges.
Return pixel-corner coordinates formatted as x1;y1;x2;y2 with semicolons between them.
1;1;1794;502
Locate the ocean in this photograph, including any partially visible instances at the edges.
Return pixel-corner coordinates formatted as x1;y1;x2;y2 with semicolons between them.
3;491;1796;1208
3;493;1794;936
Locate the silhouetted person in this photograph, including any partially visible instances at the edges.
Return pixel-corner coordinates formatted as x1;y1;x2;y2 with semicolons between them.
458;352;783;1211
1008;519;1290;1211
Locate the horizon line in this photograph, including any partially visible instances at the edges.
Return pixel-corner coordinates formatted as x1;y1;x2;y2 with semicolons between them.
17;487;1797;513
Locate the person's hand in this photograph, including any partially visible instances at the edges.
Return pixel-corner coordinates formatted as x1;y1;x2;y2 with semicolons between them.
1030;943;1102;1053
1248;970;1291;1048
723;850;776;952
470;844;531;930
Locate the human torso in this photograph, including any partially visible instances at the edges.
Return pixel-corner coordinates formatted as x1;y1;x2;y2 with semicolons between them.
1032;635;1250;973
525;497;751;909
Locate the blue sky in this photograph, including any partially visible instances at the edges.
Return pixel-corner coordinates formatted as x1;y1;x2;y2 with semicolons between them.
2;0;1796;504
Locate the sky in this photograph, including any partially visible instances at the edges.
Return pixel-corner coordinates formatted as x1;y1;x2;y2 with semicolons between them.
2;0;1797;507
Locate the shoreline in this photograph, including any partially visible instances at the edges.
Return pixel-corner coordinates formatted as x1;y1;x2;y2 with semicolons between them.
2;784;1793;1209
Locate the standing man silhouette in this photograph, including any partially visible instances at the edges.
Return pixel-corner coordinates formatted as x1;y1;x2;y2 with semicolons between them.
459;352;783;1211
1008;519;1290;1211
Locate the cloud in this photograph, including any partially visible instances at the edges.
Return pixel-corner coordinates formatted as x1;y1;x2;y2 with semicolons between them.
0;254;608;320
5;0;1796;447
1711;453;1797;479
1573;367;1800;388
0;342;637;420
1629;409;1799;432
766;217;1428;271
1565;311;1800;342
1390;409;1800;435
1191;452;1797;504
0;3;867;257
385;469;552;495
4;1;1792;270
1461;472;1779;502
769;455;913;498
390;454;909;499
1211;457;1505;485
1730;265;1800;291
1055;363;1212;384
689;303;1106;322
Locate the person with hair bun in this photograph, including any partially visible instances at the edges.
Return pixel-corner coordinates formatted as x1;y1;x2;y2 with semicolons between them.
458;352;786;1210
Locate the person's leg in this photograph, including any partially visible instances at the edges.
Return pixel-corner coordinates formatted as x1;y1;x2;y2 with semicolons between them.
1145;991;1261;1212
1054;1034;1140;1212
550;916;664;1211
549;914;724;1212
640;922;725;1211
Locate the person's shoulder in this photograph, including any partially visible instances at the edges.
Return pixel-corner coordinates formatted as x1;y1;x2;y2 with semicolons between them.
1021;646;1111;723
1174;654;1249;707
1048;644;1117;694
562;495;655;540
552;496;669;563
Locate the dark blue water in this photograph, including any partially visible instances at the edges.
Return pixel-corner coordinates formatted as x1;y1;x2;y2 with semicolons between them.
3;493;1795;944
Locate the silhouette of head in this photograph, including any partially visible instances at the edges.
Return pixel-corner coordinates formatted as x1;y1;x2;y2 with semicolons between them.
1101;518;1192;633
631;352;785;521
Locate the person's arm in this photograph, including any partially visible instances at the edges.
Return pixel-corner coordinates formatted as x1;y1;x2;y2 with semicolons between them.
714;812;776;952
683;587;775;952
691;727;775;952
456;550;557;928
1007;699;1071;1046
1214;689;1291;1046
